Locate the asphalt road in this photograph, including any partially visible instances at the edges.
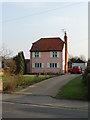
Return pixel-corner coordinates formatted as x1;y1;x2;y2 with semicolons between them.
2;102;88;118
2;74;88;118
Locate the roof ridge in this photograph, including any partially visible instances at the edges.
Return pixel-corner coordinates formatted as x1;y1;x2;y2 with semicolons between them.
41;37;60;39
30;37;64;52
33;37;64;44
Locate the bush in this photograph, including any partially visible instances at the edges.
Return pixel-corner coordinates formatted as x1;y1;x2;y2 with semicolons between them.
3;74;24;92
4;59;16;75
86;66;90;73
16;74;24;86
3;76;17;91
82;61;90;86
82;69;88;85
87;73;90;85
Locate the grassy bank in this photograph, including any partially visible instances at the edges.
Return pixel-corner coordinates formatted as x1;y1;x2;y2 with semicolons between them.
2;74;53;92
56;75;88;100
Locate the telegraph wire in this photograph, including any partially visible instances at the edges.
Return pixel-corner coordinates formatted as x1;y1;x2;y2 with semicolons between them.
1;2;82;23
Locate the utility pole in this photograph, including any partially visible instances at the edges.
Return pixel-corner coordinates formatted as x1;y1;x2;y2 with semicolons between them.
64;31;68;73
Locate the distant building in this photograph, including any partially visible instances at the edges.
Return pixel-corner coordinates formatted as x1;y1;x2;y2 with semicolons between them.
72;58;87;71
25;59;30;74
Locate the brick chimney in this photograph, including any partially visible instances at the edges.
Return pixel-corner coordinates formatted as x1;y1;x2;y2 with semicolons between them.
64;32;68;73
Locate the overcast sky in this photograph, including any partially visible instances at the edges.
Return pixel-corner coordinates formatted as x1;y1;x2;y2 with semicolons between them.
1;1;88;59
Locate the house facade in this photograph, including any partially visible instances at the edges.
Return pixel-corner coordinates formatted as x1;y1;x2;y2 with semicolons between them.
30;37;65;74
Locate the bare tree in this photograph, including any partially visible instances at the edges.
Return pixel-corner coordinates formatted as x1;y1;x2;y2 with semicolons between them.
0;45;13;60
0;45;16;75
4;59;16;75
80;55;86;61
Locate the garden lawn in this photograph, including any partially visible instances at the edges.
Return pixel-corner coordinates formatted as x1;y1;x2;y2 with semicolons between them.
22;75;51;86
56;75;88;100
2;74;53;92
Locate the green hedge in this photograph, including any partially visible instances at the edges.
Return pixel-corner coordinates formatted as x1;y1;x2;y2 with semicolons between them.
82;61;90;86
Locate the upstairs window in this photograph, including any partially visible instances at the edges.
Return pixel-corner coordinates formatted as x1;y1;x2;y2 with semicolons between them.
52;51;57;58
35;52;39;58
50;51;59;58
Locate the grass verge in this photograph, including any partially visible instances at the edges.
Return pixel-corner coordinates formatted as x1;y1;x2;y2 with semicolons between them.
56;75;88;101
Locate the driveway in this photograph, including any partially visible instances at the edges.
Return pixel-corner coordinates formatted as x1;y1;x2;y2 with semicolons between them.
15;74;79;97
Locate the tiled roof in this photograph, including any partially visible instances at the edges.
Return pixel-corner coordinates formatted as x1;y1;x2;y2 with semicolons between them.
73;59;85;63
30;37;64;52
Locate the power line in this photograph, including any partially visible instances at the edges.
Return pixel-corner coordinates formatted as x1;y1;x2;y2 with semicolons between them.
1;2;82;23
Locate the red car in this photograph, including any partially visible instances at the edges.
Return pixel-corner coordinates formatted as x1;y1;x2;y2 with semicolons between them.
71;66;82;74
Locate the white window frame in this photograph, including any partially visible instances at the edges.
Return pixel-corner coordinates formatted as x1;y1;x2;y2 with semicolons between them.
35;63;42;68
47;63;49;68
50;51;59;58
52;51;57;58
49;63;58;68
32;63;35;68
35;52;39;58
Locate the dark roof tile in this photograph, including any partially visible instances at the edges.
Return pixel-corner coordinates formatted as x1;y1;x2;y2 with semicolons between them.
30;37;64;52
73;59;85;63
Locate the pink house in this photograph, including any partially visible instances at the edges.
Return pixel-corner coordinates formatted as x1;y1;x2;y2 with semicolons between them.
30;37;65;74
